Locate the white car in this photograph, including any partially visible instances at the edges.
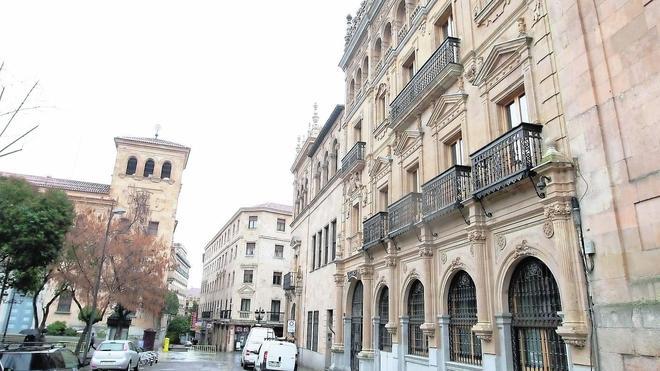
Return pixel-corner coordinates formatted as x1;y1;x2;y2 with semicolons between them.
90;340;141;370
240;326;275;370
255;340;297;371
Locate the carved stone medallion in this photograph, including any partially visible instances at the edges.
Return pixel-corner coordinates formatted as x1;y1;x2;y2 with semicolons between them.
543;220;554;238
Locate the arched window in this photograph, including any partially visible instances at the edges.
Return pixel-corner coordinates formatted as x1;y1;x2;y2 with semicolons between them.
356;69;363;91
125;157;138;175
448;271;482;365
408;280;427;356
362;57;369;80
396;1;407;29
383;23;393;50
350;281;363;371
349;79;356;102
331;139;339;176
322;152;329;185
143;159;155;177
291;303;296;321
374;38;382;62
315;162;322;193
509;258;568;371
378;287;391;351
161;161;172;179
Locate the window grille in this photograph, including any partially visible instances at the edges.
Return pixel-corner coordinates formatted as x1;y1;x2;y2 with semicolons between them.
306;311;313;349
56;291;72;313
350;281;363;371
408;280;427;356
448;271;482;365
509;258;568;371
378;287;392;352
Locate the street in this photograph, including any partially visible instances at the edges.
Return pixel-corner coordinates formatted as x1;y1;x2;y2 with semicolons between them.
141;350;318;371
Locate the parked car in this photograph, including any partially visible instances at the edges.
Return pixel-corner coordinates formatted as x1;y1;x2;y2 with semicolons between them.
240;326;275;370
90;340;140;371
0;345;83;370
255;340;297;371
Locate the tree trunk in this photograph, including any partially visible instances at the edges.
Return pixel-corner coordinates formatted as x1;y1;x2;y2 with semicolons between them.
72;294;86;356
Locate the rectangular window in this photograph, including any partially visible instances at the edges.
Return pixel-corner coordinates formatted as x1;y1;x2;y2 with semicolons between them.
240;299;251;312
272;272;282;285
311;235;317;270
56;291;72;313
331;220;337;261
379;185;389;212
450;137;464;166
306;312;313;349
403;52;416;84
270;300;281;321
275;245;284;259
246;242;255;256
277;218;286;232
505;92;529;129
243;270;253;283
354;120;362;142
147;221;159;236
248;216;258;229
312;311;319;352
317;231;322;268
407;165;419;193
352;203;361;236
323;225;329;265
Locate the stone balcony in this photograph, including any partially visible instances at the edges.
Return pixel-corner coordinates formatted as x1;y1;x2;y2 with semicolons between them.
390;37;462;131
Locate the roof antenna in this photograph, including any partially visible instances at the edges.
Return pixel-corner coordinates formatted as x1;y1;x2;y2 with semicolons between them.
154;124;161;139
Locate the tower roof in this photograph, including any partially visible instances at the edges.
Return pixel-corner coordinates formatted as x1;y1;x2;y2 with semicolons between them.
114;136;190;150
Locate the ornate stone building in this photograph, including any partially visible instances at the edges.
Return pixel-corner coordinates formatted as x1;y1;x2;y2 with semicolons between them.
290;0;659;370
1;136;191;338
286;104;344;370
199;203;292;351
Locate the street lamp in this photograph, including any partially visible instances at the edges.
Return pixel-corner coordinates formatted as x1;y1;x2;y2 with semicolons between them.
255;308;265;324
81;205;125;362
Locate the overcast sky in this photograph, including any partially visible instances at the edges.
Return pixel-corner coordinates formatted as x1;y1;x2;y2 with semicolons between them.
0;0;361;289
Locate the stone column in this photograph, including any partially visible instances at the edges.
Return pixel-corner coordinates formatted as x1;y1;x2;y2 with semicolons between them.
399;315;409;368
384;251;399;344
468;229;494;346
418;244;437;348
544;201;588;347
360;266;374;356
372;316;380;371
495;314;514;371
333;273;345;350
295;276;304;348
438;315;450;371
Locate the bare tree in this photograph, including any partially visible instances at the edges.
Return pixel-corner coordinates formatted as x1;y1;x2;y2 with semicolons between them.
0;62;40;158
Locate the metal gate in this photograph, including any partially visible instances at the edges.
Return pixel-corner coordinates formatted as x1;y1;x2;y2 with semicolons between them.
350;281;363;371
509;258;568;371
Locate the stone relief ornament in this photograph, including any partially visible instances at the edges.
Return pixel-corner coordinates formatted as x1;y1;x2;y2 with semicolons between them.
441;252;448;264
358;265;373;278
514;240;533;259
346;270;360;282
531;0;544;22
419;246;433;258
468;230;487;242
543;220;555;238
544;202;572;221
385;255;397;267
496;234;507;250
517;17;527;36
448;257;465;272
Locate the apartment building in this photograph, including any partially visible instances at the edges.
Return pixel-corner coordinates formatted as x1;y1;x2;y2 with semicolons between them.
286;105;344;370
291;0;659;370
199;203;292;351
169;243;192;314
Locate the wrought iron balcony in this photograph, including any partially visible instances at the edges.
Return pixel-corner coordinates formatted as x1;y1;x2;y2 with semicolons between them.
283;272;295;291
470;123;543;199
390;37;461;130
422;165;471;221
267;311;284;323
363;212;388;249
388;192;421;237
201;311;212;319
341;141;366;175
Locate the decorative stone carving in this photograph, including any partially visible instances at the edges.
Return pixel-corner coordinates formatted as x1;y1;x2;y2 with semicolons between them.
419;246;433;257
543;220;555;238
517;17;527;36
496;234;507;250
468;230;487;242
333;273;345;286
359;265;373;278
385;255;397;267
544;202;572;221
513;240;533;259
385;322;398;336
346;269;360;282
441;252;448;264
420;322;435;338
531;0;543;22
556;325;588;347
472;322;493;342
448;257;465;272
475;0;512;27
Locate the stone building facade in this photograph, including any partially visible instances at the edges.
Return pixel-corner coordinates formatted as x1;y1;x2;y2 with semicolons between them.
286;105;345;370
289;0;659;370
169;243;192;314
199;203;292;351
1;136;191;338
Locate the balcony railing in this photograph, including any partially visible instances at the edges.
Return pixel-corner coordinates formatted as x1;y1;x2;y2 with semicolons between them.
421;165;471;221
239;311;251;319
390;37;460;128
470;123;543;199
283;272;294;291
388;192;421;237
341;141;366;174
363;212;388;249
397;24;409;44
201;311;212;319
266;311;285;323
218;310;232;320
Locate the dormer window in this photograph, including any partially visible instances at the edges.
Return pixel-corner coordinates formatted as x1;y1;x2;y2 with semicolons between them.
126;157;138;175
143;159;155;177
161;161;172;179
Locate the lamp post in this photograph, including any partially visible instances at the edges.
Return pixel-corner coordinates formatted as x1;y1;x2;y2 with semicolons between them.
81;205;125;362
255;308;265;324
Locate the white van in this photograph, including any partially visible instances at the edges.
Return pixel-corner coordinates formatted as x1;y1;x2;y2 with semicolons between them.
255;340;297;371
240;326;276;369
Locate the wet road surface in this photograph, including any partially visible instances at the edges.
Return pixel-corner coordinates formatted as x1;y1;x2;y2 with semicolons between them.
144;350;318;371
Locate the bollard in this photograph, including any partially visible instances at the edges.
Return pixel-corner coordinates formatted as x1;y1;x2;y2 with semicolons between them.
163;337;169;352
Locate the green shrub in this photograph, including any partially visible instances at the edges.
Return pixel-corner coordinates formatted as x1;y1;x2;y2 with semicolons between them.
46;321;67;335
64;327;78;336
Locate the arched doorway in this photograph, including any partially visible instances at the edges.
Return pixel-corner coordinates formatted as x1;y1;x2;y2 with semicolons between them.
448;271;481;365
350;281;363;371
509;257;568;371
408;280;427;356
378;286;391;351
